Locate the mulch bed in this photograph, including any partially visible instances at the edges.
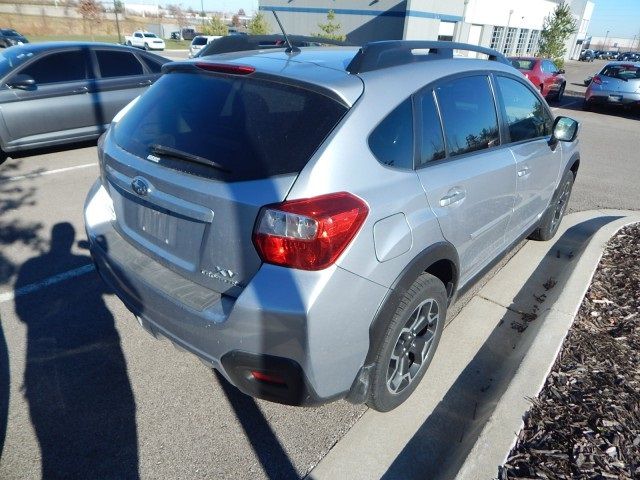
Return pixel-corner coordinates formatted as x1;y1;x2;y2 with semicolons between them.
499;224;640;479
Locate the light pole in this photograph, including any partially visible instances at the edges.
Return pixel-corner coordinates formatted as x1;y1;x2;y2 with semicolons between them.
603;29;609;50
501;9;514;54
114;0;122;44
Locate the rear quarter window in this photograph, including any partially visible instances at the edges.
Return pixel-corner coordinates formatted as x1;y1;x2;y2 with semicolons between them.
368;99;414;169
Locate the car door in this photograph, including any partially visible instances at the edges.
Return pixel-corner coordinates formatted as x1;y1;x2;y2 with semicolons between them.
414;75;517;286
91;48;159;126
493;75;559;241
0;48;96;147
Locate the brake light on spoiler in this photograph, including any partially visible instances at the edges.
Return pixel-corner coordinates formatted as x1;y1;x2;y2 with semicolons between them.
195;62;256;75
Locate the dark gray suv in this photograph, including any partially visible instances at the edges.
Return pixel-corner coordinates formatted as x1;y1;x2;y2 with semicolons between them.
85;41;580;411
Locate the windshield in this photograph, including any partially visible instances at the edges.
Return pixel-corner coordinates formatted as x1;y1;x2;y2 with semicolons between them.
601;64;640;80
143;33;157;38
0;47;34;78
113;72;348;181
512;59;535;70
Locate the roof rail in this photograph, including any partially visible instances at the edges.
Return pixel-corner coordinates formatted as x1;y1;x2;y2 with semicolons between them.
346;40;511;74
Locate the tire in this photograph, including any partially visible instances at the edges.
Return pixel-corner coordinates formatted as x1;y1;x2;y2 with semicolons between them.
0;149;6;166
529;169;574;241
126;40;132;46
582;100;592;111
144;43;150;51
367;273;447;412
553;83;565;103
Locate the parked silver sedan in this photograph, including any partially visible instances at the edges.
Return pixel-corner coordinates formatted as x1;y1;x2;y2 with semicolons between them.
584;62;640;110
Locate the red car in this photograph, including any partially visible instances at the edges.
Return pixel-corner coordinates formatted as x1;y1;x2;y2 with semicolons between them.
509;57;566;102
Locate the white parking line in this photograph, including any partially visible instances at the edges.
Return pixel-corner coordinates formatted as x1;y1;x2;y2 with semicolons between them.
0;162;97;183
0;264;95;304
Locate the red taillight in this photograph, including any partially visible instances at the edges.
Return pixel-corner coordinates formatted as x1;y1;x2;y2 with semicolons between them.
592;75;602;85
194;62;255;75
252;192;369;271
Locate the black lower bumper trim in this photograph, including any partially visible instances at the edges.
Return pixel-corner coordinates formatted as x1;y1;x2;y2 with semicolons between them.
220;351;343;407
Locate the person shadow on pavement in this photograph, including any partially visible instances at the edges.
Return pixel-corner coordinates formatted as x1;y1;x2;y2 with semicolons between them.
13;222;139;479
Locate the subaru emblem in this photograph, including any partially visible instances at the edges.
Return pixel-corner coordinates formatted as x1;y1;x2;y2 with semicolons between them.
131;177;150;196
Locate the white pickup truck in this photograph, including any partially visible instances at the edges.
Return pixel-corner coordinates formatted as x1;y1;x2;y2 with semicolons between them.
124;31;165;51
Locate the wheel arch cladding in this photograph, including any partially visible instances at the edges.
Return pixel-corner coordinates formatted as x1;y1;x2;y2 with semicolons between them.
346;242;458;404
365;241;458;365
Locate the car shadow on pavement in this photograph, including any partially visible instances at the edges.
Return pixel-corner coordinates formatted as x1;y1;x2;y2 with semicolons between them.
214;371;299;479
381;215;621;480
13;223;139;478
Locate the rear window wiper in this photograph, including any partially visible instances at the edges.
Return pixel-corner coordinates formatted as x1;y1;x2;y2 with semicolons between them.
149;144;231;173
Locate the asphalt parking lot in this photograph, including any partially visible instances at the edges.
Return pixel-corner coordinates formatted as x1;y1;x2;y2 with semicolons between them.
0;58;639;479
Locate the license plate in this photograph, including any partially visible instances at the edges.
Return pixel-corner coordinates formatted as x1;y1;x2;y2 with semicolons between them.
608;95;623;103
137;207;178;246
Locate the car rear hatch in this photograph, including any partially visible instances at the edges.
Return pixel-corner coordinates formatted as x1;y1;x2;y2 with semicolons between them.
102;59;358;297
599;64;640;93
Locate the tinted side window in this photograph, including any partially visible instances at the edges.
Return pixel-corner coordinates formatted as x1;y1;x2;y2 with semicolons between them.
435;76;499;157
417;91;445;167
96;50;144;78
368;99;414;169
19;51;89;84
140;55;163;73
496;76;553;142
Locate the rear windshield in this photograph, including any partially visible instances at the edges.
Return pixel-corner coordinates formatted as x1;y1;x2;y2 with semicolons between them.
113;72;348;181
512;59;535;70
601;64;640;80
192;37;208;46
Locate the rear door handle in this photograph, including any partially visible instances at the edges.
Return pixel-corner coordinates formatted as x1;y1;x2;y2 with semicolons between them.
439;188;466;207
517;166;530;177
73;86;89;94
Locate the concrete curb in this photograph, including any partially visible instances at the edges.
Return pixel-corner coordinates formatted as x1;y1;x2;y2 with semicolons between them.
307;209;640;480
456;209;640;479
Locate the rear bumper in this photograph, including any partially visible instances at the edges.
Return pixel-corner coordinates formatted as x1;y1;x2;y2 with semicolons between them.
585;89;640;107
84;180;388;405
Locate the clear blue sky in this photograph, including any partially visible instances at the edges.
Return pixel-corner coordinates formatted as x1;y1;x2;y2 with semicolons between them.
588;0;640;38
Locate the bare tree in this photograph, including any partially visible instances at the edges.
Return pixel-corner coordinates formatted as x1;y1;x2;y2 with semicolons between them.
76;0;104;40
238;8;246;16
167;4;187;31
232;14;240;27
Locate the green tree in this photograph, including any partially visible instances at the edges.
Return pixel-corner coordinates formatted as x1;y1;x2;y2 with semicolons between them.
537;2;577;68
247;12;269;35
314;9;345;41
203;15;229;36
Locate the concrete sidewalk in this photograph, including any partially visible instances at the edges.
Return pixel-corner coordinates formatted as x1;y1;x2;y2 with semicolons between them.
308;209;640;480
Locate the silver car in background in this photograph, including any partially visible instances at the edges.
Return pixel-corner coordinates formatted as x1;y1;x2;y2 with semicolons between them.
85;41;580;412
584;61;640;110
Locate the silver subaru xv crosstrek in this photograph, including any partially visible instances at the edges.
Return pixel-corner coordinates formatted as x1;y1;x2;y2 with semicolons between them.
84;41;580;412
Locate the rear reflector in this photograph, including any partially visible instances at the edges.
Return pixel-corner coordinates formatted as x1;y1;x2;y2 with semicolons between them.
253;192;369;271
251;371;286;385
194;62;255;75
592;75;602;85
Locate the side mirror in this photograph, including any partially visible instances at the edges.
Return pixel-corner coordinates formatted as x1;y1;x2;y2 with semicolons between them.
549;116;579;149
7;74;36;90
557;69;565;74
